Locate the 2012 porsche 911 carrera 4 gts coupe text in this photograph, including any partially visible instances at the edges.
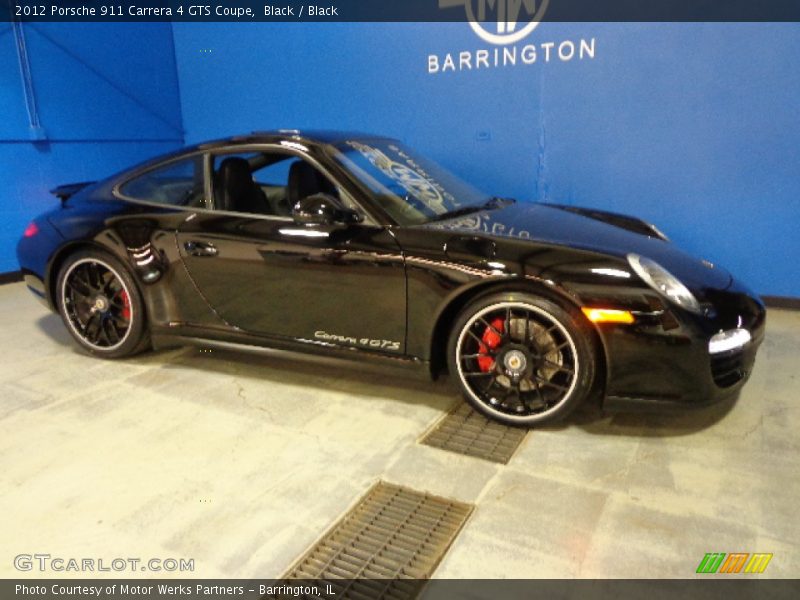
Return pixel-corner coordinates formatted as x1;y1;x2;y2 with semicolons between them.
17;131;766;425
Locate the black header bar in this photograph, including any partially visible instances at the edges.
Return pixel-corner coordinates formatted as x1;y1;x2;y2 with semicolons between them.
3;0;800;23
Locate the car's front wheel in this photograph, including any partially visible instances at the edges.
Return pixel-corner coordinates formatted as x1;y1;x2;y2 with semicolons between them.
447;292;595;426
56;250;150;358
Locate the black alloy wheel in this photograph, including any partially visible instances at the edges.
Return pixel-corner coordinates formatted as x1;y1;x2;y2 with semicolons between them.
57;250;150;358
448;292;595;426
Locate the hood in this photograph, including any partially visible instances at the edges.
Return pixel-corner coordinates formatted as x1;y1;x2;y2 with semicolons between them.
424;202;732;292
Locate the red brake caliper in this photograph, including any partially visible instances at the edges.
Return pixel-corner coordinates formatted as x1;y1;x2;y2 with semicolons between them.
119;290;131;320
478;317;505;372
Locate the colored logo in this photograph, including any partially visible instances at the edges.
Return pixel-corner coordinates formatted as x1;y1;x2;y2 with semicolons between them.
440;0;550;45
696;553;773;574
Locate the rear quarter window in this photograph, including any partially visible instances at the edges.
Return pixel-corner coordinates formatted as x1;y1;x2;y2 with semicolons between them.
119;156;206;208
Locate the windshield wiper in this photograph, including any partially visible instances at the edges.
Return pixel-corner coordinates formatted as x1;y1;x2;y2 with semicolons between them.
485;196;516;209
428;196;516;222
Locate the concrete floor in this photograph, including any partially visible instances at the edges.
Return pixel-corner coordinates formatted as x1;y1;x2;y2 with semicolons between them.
0;280;798;579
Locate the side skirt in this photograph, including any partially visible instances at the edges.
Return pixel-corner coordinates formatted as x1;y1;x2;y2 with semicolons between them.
152;330;431;380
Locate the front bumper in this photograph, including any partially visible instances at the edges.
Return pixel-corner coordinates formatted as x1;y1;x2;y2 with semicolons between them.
599;280;766;409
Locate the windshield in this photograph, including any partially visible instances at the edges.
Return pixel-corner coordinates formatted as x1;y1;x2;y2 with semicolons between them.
333;139;490;225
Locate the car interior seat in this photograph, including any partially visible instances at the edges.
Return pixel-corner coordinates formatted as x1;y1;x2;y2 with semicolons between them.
214;157;270;214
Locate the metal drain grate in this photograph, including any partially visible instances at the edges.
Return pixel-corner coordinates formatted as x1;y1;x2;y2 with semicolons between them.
420;402;528;464
279;481;472;599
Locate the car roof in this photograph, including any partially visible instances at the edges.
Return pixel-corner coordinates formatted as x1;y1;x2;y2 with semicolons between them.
106;130;398;193
190;130;394;152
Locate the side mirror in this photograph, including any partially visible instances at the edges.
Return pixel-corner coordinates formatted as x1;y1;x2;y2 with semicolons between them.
292;193;363;225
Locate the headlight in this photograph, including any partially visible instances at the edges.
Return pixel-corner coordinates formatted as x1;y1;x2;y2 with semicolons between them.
627;254;702;314
709;328;751;354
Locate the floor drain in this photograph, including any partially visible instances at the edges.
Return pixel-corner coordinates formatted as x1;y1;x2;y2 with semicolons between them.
420;403;528;464
280;481;472;598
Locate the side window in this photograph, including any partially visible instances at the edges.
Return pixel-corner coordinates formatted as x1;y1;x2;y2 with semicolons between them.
211;151;349;217
119;156;206;208
253;156;293;187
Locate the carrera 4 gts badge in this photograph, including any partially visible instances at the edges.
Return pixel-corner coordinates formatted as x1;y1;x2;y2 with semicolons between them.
315;331;401;352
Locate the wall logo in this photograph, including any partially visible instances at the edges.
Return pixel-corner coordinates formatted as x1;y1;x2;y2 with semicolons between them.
440;0;550;45
696;553;773;574
431;0;595;75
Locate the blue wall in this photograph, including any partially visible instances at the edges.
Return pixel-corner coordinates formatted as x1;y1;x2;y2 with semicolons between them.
173;22;800;297
5;22;798;296
0;22;183;274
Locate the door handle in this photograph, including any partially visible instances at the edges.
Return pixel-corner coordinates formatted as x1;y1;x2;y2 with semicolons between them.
184;241;218;257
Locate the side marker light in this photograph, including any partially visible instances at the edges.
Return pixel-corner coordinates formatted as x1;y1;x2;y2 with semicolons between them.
581;307;635;324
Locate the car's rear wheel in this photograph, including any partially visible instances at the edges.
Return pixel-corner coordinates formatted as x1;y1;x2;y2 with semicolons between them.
447;292;595;426
56;250;150;358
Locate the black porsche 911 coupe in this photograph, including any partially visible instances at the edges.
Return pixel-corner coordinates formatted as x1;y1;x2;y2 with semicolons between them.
17;130;765;425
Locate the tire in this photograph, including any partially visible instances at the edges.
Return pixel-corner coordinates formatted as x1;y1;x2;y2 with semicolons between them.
56;249;150;358
447;291;595;426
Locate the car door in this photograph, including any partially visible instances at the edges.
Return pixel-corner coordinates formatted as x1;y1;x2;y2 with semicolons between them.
176;148;408;354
